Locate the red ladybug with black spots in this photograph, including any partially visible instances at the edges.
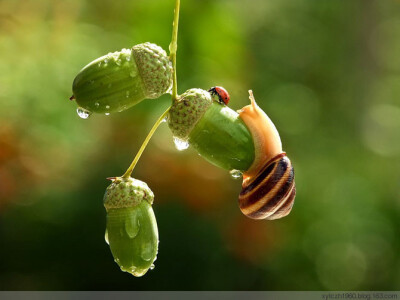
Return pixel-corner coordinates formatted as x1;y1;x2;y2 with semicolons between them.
208;86;230;105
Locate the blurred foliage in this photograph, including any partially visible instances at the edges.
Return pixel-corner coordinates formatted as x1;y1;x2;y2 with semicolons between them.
1;0;400;291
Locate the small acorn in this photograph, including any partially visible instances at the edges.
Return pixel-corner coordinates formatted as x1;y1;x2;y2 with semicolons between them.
71;43;173;115
104;176;158;277
168;88;255;171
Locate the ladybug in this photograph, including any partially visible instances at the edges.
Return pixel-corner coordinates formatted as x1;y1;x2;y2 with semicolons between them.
208;86;230;105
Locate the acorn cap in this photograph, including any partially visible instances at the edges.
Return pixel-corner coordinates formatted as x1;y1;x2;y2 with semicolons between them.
167;88;213;139
104;177;154;210
132;43;173;99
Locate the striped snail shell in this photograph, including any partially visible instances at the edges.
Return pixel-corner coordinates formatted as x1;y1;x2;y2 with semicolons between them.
238;91;296;220
239;152;296;220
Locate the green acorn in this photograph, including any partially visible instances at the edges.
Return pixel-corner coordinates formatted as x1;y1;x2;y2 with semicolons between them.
71;43;173;115
104;176;158;277
168;88;255;171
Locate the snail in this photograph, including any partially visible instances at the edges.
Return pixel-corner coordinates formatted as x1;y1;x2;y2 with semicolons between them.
238;91;296;220
167;88;295;220
104;176;158;277
70;42;173;115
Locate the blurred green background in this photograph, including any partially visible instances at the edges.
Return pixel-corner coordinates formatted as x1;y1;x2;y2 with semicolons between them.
1;0;400;291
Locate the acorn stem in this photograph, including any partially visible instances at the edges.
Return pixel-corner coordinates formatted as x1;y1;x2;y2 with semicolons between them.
121;106;171;179
169;0;180;102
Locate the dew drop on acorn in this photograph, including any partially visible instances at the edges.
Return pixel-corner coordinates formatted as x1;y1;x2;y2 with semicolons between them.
76;107;91;119
141;242;154;262
229;169;243;179
104;230;109;245
124;215;140;239
173;136;189;151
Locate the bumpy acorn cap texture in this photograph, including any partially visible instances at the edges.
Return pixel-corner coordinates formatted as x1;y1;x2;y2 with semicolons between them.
104;177;154;210
168;88;213;139
133;42;173;99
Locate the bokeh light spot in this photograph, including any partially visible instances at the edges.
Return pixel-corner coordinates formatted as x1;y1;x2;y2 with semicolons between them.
265;83;320;135
362;104;400;156
316;243;367;290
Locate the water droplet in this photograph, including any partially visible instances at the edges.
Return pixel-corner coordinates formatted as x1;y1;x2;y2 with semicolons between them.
95;102;100;108
126;91;130;98
173;137;189;151
141;242;154;261
105;113;110;116
106;105;110;110
104;58;109;64
150;264;155;270
104;230;109;245
76;107;91;119
229;169;243;180
161;117;167;123
132;268;147;277
125;214;140;239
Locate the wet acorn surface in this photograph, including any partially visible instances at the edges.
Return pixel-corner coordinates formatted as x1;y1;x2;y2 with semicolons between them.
106;202;158;277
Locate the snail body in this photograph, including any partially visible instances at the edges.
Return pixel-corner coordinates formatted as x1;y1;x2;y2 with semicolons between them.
167;88;296;220
238;91;282;179
71;43;172;114
238;91;296;220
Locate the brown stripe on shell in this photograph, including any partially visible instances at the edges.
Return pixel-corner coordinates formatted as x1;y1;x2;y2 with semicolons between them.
238;154;296;220
265;184;296;220
239;155;290;211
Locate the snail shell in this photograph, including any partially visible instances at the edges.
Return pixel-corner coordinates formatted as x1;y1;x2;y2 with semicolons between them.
238;91;296;220
239;153;296;220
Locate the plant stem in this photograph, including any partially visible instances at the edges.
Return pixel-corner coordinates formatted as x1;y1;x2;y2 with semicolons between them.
121;0;180;179
170;0;180;102
121;106;171;179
